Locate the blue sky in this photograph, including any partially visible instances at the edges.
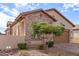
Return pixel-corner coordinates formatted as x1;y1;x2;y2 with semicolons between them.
0;3;79;33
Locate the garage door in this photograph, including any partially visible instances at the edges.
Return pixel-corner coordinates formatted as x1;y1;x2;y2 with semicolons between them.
53;29;70;43
70;30;79;43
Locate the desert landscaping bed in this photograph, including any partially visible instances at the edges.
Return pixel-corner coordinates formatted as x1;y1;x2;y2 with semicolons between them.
0;47;78;56
39;47;79;56
0;49;18;56
13;47;79;56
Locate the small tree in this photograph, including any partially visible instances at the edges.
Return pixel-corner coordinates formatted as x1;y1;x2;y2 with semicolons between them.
31;22;49;39
32;22;64;38
31;22;65;48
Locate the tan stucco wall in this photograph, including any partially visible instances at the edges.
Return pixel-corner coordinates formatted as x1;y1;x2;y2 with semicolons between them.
46;10;73;29
12;19;25;36
0;35;44;50
0;35;25;50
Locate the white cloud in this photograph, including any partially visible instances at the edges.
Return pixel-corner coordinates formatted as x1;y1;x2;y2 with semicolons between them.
0;4;19;17
63;3;74;9
30;3;40;7
0;3;40;27
15;3;28;8
0;0;28;3
60;9;67;13
27;4;37;10
0;5;8;9
10;9;19;17
65;3;79;8
0;3;40;33
73;8;79;11
1;0;79;3
0;4;19;33
0;12;15;28
14;3;40;10
63;3;79;11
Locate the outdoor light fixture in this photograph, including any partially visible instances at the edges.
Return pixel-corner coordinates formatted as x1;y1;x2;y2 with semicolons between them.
6;46;11;50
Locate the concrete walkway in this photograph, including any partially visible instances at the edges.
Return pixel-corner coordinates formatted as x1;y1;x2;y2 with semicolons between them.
27;50;48;56
55;43;79;55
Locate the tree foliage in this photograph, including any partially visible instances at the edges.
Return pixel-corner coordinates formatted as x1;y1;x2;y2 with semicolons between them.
31;22;65;38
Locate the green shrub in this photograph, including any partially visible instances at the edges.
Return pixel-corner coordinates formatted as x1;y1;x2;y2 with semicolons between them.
46;41;54;48
17;42;27;50
38;44;44;50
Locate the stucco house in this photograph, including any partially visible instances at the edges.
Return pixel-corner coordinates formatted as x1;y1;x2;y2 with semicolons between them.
5;8;75;43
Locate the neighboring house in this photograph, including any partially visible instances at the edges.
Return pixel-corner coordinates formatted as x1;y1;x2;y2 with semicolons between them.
5;21;13;35
5;8;75;43
70;25;79;43
0;32;6;35
0;32;2;35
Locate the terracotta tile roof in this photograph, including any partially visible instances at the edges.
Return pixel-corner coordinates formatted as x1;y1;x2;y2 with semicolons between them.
46;8;75;27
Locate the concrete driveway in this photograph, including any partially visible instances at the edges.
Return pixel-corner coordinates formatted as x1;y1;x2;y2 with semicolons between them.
55;43;79;55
